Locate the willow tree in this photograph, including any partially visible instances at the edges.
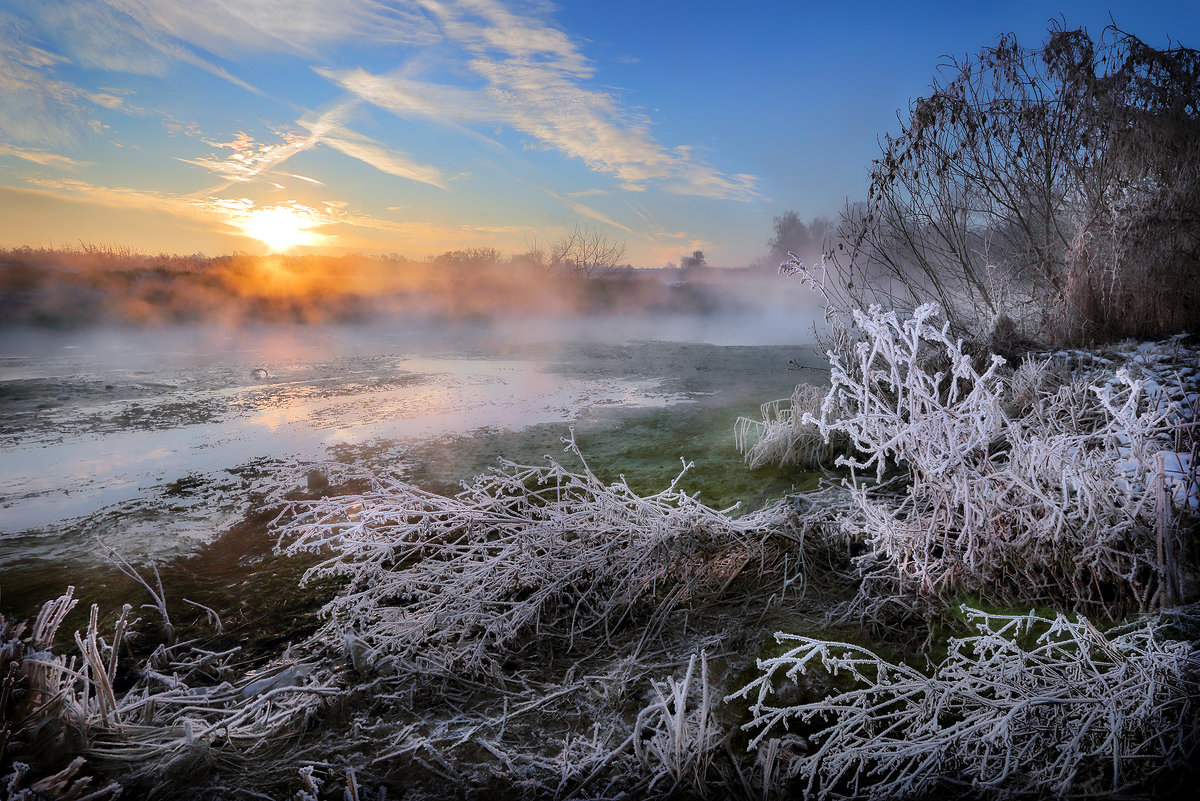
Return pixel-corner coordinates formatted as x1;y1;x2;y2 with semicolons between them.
837;23;1200;345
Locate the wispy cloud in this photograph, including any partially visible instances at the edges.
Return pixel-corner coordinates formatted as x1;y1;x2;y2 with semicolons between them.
24;175;225;220
180;130;315;185
319;0;761;201
0;4;251;152
180;103;447;191
109;0;439;59
0;18;100;147
0;144;92;169
543;188;635;236
419;0;589;75
626;199;692;241
297;104;448;189
34;1;264;96
624;199;702;266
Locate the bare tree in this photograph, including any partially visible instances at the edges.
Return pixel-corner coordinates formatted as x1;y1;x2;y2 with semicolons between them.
550;225;627;278
836;23;1200;345
512;238;550;274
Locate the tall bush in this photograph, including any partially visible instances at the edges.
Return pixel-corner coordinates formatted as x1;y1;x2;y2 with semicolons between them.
838;24;1200;345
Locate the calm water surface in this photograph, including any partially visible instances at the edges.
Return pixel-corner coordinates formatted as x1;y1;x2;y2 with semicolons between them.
0;314;818;574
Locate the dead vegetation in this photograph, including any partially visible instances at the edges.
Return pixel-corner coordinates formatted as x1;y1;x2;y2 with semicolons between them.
731;606;1200;800
738;298;1200;618
275;432;791;681
3;297;1197;799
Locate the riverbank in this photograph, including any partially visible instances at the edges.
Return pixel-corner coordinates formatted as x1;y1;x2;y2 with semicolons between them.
2;316;1196;800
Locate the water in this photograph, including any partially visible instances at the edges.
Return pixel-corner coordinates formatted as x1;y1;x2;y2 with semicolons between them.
0;315;818;577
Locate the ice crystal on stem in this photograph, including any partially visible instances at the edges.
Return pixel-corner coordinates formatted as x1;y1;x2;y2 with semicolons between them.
276;431;789;678
729;606;1200;800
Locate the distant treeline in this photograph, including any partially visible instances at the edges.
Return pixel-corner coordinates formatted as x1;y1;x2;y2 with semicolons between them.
0;245;742;328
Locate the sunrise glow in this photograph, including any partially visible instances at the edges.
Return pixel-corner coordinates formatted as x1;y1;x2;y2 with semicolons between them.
235;205;327;252
1;2;1198;798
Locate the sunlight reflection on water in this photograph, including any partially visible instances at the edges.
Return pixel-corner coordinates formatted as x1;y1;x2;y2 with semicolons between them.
0;316;816;565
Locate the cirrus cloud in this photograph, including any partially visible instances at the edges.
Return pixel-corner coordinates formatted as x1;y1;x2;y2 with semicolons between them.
316;0;761;201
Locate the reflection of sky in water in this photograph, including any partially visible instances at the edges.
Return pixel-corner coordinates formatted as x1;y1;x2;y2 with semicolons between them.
0;320;813;565
0;345;684;556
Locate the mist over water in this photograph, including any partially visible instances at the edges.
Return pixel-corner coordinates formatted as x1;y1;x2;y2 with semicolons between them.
0;285;825;571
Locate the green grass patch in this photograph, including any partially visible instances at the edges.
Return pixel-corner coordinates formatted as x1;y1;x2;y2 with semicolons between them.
399;398;819;513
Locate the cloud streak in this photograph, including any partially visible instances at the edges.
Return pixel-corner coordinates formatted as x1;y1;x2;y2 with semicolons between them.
0;18;102;147
107;0;439;59
35;1;264;96
180;102;448;191
318;0;761;201
543;189;636;236
0;144;92;169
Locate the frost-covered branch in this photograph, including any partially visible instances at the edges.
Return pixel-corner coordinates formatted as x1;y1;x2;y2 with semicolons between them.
748;303;1198;613
275;432;791;678
729;606;1200;800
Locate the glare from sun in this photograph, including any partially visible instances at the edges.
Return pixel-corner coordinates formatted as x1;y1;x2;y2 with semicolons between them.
237;205;326;251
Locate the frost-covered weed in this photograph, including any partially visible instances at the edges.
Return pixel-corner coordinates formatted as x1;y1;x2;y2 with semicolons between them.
736;384;850;470
633;652;722;796
729;606;1200;800
276;432;788;678
2;435;803;798
749;302;1198;613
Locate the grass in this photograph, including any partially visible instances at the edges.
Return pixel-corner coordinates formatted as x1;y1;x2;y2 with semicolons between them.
396;398;821;512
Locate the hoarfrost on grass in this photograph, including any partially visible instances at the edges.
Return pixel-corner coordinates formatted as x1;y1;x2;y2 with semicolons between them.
729;605;1200;800
738;298;1200;613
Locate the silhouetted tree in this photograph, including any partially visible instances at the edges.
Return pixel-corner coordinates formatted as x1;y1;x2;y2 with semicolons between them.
550;225;626;278
768;211;833;265
680;250;706;270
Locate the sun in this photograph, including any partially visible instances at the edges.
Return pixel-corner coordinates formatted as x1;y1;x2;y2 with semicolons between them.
237;205;326;251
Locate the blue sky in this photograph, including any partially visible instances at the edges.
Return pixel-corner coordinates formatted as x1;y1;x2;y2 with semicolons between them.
1;0;1197;266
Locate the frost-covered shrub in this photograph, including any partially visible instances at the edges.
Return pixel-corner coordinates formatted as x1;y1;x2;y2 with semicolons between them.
773;303;1197;613
807;304;1009;484
275;434;789;678
729;606;1200;800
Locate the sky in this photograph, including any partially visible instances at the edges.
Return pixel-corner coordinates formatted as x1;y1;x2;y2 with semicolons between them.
0;1;1197;267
